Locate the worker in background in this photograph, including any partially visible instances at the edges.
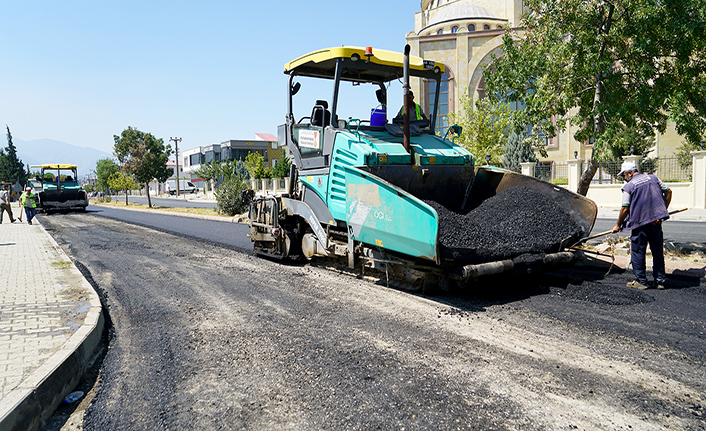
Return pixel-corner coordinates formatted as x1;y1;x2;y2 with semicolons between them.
20;186;39;225
611;161;672;290
395;91;427;121
0;184;16;223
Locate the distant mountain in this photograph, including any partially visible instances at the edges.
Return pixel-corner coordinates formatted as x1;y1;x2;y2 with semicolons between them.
13;138;113;178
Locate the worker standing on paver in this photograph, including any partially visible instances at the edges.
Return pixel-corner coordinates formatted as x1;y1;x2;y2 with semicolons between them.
1;184;16;223
611;161;672;290
20;186;39;225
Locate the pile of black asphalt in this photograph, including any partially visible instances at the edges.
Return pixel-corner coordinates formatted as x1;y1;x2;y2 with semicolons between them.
426;186;585;264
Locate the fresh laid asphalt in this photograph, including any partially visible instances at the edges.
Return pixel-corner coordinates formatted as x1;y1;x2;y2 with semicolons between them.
85;205;252;252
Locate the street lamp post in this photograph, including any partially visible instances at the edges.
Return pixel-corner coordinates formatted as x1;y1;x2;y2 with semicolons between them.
170;137;182;197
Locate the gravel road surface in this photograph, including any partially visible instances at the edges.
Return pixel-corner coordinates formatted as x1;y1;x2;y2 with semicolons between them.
40;212;705;430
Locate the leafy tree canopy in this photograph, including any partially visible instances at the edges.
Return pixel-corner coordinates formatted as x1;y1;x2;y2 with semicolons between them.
113;127;172;207
194;159;252;185
107;171;139;205
244;152;271;179
484;0;706;193
95;158;120;192
271;150;292;179
448;95;513;166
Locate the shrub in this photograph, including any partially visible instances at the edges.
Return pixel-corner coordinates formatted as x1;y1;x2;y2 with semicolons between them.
215;176;250;216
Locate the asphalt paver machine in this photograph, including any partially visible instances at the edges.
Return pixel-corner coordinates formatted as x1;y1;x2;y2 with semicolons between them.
249;46;597;287
29;164;88;212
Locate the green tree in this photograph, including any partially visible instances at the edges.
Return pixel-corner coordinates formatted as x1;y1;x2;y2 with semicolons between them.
448;96;513;166
675;140;705;172
234;159;250;180
95;158;120;195
271;150;292;178
215;175;250;216
244;151;271;179
483;0;706;195
193;161;221;183
0;125;29;185
501;130;538;172
113;127;172;208
194;160;250;191
107;171;139;205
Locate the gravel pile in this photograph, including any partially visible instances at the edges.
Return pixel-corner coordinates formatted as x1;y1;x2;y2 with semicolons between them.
427;186;585;264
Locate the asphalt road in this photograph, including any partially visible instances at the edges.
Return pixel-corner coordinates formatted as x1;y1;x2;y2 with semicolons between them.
84;205;252;251
39;210;706;430
109;195;217;210
590;218;706;246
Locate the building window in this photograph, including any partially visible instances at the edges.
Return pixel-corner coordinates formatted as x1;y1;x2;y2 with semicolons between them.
437;29;443;35
189;153;202;166
183;157;189;167
468;24;475;31
428;72;450;136
483;24;490;30
451;26;458;33
497;25;503;29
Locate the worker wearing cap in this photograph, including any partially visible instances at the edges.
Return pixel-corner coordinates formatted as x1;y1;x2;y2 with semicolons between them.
20;186;39;225
395;91;427;121
0;184;16;223
611;161;672;290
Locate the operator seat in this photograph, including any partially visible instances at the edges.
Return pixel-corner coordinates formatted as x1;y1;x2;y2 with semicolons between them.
311;100;331;127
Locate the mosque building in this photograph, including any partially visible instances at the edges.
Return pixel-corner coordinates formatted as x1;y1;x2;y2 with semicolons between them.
405;0;685;170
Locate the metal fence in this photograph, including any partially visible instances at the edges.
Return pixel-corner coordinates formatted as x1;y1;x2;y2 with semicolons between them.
591;160;621;184
532;162;568;185
654;157;691;182
590;157;691;184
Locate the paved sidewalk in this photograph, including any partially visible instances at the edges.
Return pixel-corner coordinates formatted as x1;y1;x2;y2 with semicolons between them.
0;203;103;431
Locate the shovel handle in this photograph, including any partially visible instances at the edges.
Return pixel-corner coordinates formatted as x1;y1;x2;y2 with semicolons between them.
581;207;689;242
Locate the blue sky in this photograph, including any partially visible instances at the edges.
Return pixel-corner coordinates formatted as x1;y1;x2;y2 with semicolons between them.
1;0;420;156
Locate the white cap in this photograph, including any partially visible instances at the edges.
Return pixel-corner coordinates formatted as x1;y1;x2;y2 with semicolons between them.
25;186;31;191
618;161;637;176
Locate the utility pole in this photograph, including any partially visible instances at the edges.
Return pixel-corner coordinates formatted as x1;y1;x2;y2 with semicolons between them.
170;137;182;197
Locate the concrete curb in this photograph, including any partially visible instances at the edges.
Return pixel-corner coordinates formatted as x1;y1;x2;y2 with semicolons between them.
0;223;105;431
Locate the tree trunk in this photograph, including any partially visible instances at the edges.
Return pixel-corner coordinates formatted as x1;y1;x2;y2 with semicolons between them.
577;157;599;196
124;189;128;205
146;184;152;208
577;3;614;197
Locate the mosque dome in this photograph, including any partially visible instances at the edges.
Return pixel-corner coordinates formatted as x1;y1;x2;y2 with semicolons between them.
418;0;504;35
427;1;498;25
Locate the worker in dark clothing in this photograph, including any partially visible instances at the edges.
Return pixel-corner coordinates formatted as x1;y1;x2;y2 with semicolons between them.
611;161;672;290
395;91;427;121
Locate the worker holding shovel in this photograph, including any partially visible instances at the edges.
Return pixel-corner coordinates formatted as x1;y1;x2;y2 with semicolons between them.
611;161;672;290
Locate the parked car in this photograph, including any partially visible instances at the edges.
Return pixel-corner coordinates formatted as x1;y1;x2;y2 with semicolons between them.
166;180;198;195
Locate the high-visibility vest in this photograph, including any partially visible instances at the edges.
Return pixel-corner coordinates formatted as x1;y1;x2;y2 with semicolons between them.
397;103;423;120
21;192;37;208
